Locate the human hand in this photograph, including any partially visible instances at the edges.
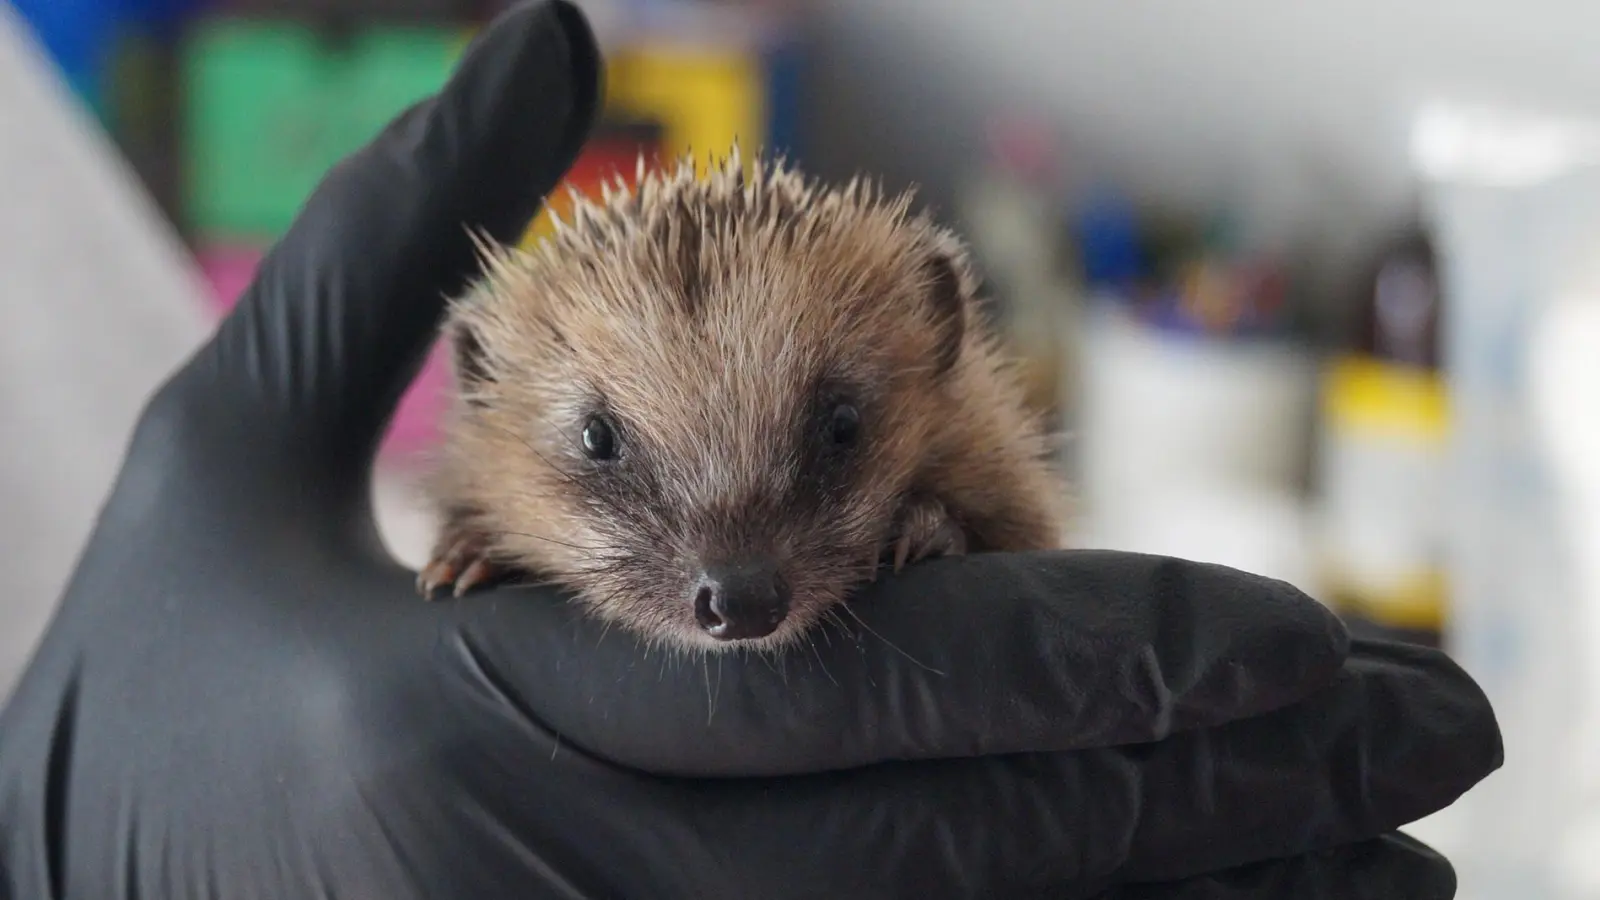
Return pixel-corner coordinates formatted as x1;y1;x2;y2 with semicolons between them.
0;3;1500;897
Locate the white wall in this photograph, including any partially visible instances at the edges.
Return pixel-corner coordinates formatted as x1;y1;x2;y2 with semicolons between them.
801;0;1600;285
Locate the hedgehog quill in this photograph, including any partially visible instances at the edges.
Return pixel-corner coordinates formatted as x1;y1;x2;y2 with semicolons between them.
417;148;1069;655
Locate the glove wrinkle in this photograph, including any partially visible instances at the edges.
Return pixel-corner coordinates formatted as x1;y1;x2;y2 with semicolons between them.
480;551;1352;778
1092;831;1456;899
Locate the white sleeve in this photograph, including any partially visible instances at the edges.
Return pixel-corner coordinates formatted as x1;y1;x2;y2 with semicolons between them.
0;4;212;700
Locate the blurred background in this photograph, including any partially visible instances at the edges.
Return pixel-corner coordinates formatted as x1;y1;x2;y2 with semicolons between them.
4;0;1600;897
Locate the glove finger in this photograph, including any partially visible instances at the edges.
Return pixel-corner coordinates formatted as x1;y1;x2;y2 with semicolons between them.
693;642;1487;894
73;606;1487;898
1111;640;1498;884
738;642;1487;895
349;639;1495;898
1093;832;1455;900
166;0;599;481
438;550;1349;776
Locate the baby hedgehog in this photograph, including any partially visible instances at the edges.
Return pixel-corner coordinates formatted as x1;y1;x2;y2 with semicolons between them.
417;148;1069;654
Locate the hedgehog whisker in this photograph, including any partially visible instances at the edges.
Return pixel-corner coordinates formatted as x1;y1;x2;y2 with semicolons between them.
702;651;723;724
472;529;608;554
802;629;839;687
838;603;944;677
582;582;643;648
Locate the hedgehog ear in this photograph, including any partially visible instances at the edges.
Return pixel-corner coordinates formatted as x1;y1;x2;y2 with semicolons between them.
921;245;971;376
446;317;495;408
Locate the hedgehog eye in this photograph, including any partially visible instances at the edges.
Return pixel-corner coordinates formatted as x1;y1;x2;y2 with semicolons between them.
829;403;861;447
581;416;618;460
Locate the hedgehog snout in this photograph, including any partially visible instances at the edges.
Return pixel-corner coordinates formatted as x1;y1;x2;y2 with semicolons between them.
688;556;792;641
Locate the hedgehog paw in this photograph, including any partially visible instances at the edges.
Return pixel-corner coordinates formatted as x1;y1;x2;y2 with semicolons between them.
417;527;510;600
887;497;968;574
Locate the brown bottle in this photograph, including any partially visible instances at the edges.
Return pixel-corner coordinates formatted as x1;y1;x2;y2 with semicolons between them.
1354;229;1441;369
1314;225;1450;647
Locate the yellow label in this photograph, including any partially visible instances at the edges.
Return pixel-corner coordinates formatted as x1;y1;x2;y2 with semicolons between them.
1317;354;1452;630
605;43;765;167
519;41;766;250
1321;355;1450;444
1322;565;1448;631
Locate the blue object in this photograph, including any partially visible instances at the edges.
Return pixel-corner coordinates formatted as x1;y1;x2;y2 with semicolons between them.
125;0;204;33
764;35;804;163
7;0;203;118
8;0;121;115
1073;182;1143;288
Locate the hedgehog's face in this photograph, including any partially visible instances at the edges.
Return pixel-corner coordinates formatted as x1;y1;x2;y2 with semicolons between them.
441;164;979;653
523;349;923;654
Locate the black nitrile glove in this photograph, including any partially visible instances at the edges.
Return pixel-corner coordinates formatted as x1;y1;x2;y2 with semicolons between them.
0;3;1502;898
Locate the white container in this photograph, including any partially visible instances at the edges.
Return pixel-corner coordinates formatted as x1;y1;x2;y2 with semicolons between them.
1413;101;1600;900
1073;301;1317;589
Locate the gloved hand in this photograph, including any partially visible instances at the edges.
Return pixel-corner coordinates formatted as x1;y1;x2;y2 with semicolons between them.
0;2;1502;898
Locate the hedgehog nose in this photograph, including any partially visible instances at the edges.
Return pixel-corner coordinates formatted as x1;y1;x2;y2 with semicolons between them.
693;560;791;641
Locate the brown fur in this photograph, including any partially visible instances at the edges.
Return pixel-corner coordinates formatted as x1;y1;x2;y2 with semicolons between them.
417;147;1069;655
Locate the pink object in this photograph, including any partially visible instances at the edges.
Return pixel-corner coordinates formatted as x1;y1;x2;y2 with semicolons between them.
194;243;449;461
984;115;1061;186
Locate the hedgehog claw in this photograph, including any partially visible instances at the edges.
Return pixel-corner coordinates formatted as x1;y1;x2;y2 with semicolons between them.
418;530;506;600
455;557;498;597
886;497;967;576
893;534;912;573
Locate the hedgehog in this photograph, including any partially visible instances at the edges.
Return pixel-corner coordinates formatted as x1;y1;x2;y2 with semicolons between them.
416;147;1069;655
